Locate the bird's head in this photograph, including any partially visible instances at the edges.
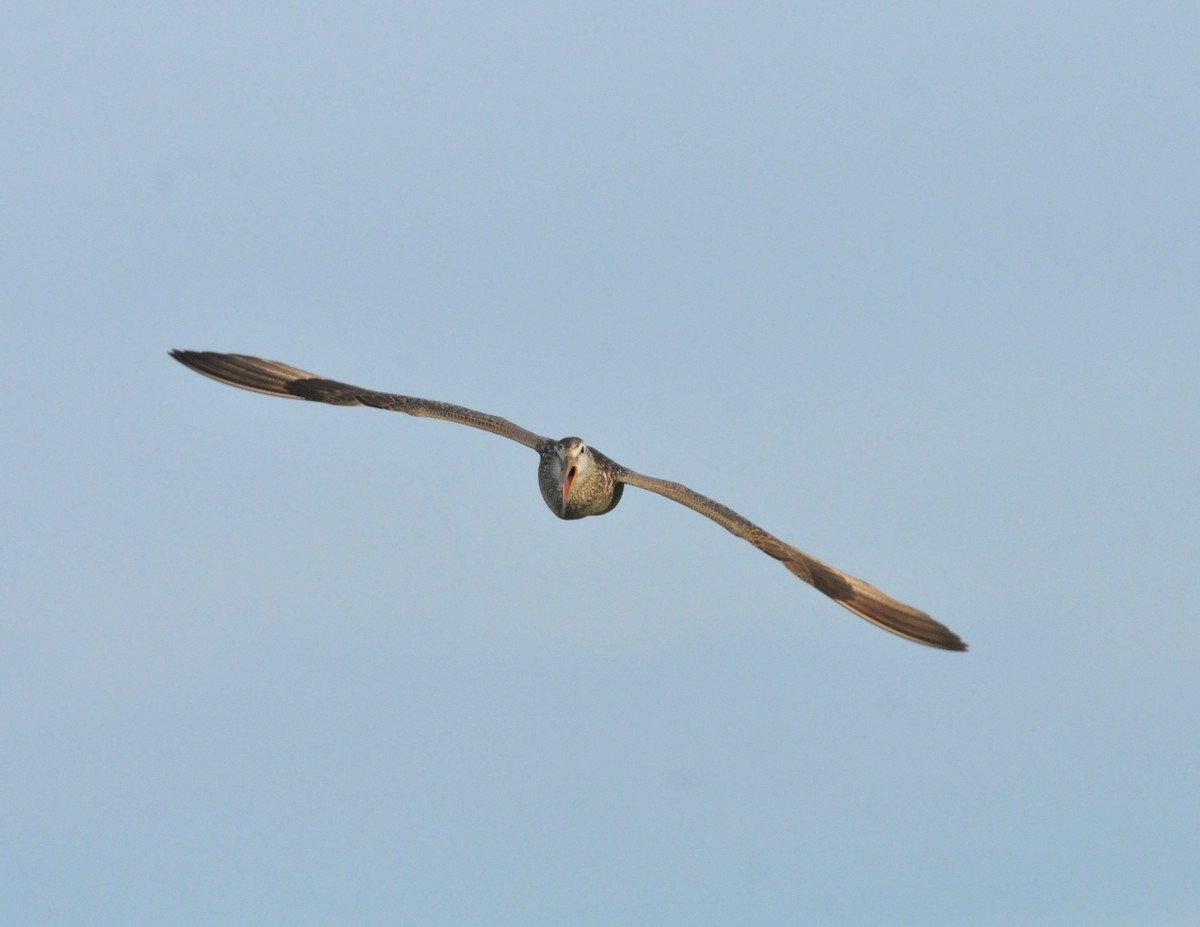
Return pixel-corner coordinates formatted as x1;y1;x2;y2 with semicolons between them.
555;436;591;514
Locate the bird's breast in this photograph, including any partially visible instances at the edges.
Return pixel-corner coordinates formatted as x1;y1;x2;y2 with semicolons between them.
536;455;622;520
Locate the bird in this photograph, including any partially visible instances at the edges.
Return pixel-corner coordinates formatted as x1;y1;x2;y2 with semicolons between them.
170;350;967;652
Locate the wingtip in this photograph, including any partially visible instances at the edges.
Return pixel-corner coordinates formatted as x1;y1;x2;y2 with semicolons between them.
169;348;208;374
897;631;968;653
918;626;969;653
934;627;969;653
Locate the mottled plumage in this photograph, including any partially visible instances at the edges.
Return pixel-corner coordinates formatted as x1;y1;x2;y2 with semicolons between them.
171;350;967;652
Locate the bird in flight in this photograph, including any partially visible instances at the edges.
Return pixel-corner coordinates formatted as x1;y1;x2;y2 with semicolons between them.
171;350;967;652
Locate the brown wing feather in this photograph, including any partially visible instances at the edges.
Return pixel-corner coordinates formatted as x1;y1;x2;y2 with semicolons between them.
170;350;550;450
616;468;967;652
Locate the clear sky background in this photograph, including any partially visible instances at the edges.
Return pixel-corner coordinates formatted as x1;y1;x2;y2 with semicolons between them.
3;3;1198;925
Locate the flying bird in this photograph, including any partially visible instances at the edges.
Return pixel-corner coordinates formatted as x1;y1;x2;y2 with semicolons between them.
170;350;967;652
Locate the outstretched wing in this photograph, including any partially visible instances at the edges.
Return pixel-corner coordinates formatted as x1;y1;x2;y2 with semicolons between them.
615;467;967;652
170;350;550;451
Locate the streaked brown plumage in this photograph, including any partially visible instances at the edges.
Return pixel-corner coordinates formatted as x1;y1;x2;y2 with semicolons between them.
170;350;967;652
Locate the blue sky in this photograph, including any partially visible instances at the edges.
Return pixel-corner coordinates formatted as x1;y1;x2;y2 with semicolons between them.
3;3;1198;924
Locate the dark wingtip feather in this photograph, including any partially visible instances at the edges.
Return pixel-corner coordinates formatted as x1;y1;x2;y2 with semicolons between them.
806;559;967;652
843;592;968;653
169;349;324;399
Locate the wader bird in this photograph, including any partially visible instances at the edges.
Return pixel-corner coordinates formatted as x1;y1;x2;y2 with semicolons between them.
171;350;967;652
